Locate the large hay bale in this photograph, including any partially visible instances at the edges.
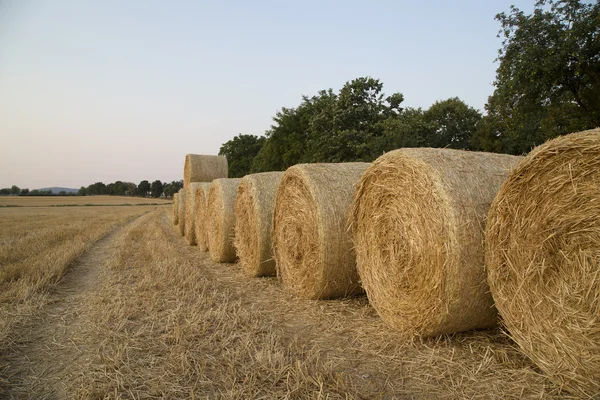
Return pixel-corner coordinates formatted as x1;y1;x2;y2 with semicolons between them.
272;163;370;299
177;188;186;236
184;183;202;245
207;178;241;262
193;183;211;251
350;148;521;337
486;129;600;397
234;172;284;277
183;154;228;188
173;192;179;225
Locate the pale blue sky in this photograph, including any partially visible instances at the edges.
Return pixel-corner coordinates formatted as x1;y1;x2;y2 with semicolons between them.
0;0;534;189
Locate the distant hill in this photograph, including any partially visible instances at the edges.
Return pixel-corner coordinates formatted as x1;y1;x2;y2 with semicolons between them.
37;187;79;194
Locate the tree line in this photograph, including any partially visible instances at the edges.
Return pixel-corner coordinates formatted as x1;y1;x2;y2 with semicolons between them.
219;0;599;178
78;180;183;198
1;180;183;198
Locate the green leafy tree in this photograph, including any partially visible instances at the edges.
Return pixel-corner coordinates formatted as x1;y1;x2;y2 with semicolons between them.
219;134;266;177
150;180;164;198
308;77;404;162
423;97;482;149
20;188;30;196
0;188;10;195
77;186;87;196
86;182;107;195
370;108;430;156
10;185;20;195
107;181;127;196
163;180;183;198
125;182;137;197
138;180;150;197
476;0;600;154
163;184;176;198
251;95;324;173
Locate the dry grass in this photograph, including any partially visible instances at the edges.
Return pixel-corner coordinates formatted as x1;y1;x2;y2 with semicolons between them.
0;204;580;398
0;195;171;207
38;209;567;399
486;129;600;397
0;206;152;354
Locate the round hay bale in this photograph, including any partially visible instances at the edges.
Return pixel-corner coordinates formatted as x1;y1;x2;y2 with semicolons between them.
173;192;179;225
183;154;228;188
350;148;521;337
193;183;211;251
177;188;186;236
207;178;241;262
184;183;202;245
234;171;284;277
272;163;370;299
486;128;600;397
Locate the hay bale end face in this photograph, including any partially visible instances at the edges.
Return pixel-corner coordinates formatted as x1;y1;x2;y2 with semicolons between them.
184;183;202;245
207;178;241;262
177;189;187;236
173;193;179;225
272;163;370;300
193;183;211;252
486;129;600;397
350;148;521;337
234;171;284;277
183;154;228;188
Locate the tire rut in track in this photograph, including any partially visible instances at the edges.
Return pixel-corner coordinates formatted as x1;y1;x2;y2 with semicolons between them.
0;213;149;400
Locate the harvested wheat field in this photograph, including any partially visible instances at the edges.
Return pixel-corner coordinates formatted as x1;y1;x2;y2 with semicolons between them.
486;129;600;397
0;203;155;382
0;195;171;207
350;148;521;338
0;206;574;399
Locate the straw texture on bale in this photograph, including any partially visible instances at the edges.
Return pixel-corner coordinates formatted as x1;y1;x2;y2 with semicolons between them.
177;189;186;236
173;192;179;225
184;183;202;245
193;183;211;251
486;129;600;397
350;148;521;337
183;154;228;188
234;172;284;277
207;178;241;262
272;163;370;299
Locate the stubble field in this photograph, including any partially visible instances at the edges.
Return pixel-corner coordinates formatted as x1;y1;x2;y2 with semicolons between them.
0;195;172;207
0;197;573;399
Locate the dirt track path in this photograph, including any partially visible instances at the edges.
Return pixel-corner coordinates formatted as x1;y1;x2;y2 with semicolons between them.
1;214;146;400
